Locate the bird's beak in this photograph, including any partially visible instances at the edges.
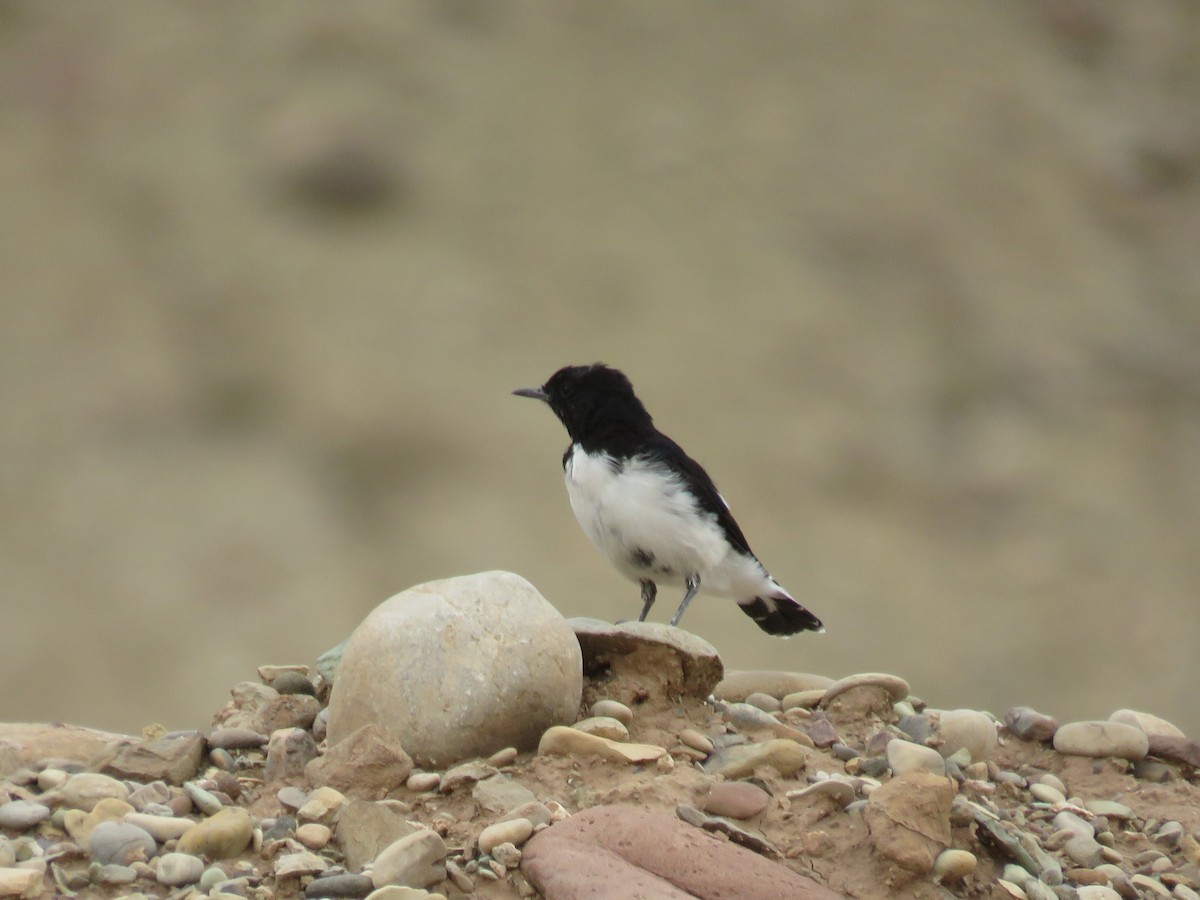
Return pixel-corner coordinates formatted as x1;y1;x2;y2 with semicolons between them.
512;386;549;403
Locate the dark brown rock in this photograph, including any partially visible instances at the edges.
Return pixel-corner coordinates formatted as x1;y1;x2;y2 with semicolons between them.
305;723;413;799
96;731;205;786
521;804;843;899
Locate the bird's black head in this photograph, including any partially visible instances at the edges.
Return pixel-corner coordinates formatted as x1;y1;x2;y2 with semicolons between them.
513;363;653;444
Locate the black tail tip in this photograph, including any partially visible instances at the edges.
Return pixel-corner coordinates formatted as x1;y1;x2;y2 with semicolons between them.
740;595;824;637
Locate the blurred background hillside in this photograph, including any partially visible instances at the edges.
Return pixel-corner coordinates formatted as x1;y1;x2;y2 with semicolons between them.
1;1;1198;737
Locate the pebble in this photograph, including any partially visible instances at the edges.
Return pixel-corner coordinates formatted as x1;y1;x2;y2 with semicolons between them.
406;772;441;792
177;807;255;859
1109;709;1186;741
1075;888;1122;900
124;811;195;841
184;780;224;815
590;699;633;724
933;848;977;883
95;863;138;885
1053;721;1149;760
896;713;934;744
89;820;157;865
714;671;833;701
744;691;782;712
208;727;269;750
490;840;522;869
679;729;713;754
885;738;946;776
572;716;629;742
296;822;333;850
781;689;826;710
156;851;205;886
1085;799;1132;820
36;768;68;792
1030;783;1066;804
1130;874;1171;897
701;782;770;819
702;738;808;779
937;708;998;762
298;786;346;822
537;725;666;765
272;671;317;696
57;772;130;811
487;746;519;767
276;850;330;879
479;817;534;853
278;785;309;809
304;872;376;898
1004;706;1060;742
0;801;50;830
0;869;41;896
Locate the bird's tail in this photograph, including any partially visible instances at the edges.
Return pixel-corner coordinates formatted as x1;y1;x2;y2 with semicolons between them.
738;591;824;636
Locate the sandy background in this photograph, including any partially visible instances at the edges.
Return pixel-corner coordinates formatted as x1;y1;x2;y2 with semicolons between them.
1;1;1198;738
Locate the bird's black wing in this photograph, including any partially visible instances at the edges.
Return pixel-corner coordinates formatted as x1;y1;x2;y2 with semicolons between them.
642;432;756;558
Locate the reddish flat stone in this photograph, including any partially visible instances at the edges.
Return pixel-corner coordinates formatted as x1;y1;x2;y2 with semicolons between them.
521;804;843;900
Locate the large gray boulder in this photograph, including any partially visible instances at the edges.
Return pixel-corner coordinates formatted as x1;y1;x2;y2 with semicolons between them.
326;571;582;767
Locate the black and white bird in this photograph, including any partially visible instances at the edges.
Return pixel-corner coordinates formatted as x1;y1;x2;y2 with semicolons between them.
514;363;823;636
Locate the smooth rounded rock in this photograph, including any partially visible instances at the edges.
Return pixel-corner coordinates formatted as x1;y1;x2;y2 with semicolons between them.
124;812;194;842
305;872;376;898
0;800;50;830
1108;709;1186;741
89;820;157;865
1053;721;1149;760
702;782;770;819
177;807;255;859
886;738;947;776
936;709;997;762
329;572;582;767
296;823;333;850
479;818;534;854
679;729;714;754
1030;783;1066;805
590;700;633;725
156;851;205;886
933;848;977;883
406;772;440;793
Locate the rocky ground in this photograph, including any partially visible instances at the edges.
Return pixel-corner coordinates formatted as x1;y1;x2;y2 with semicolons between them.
1;609;1198;900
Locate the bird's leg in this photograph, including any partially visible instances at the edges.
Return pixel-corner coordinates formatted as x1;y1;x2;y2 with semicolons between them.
669;574;701;627
637;579;657;621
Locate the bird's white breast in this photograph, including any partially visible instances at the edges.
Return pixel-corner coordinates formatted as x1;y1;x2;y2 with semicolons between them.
563;444;761;594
